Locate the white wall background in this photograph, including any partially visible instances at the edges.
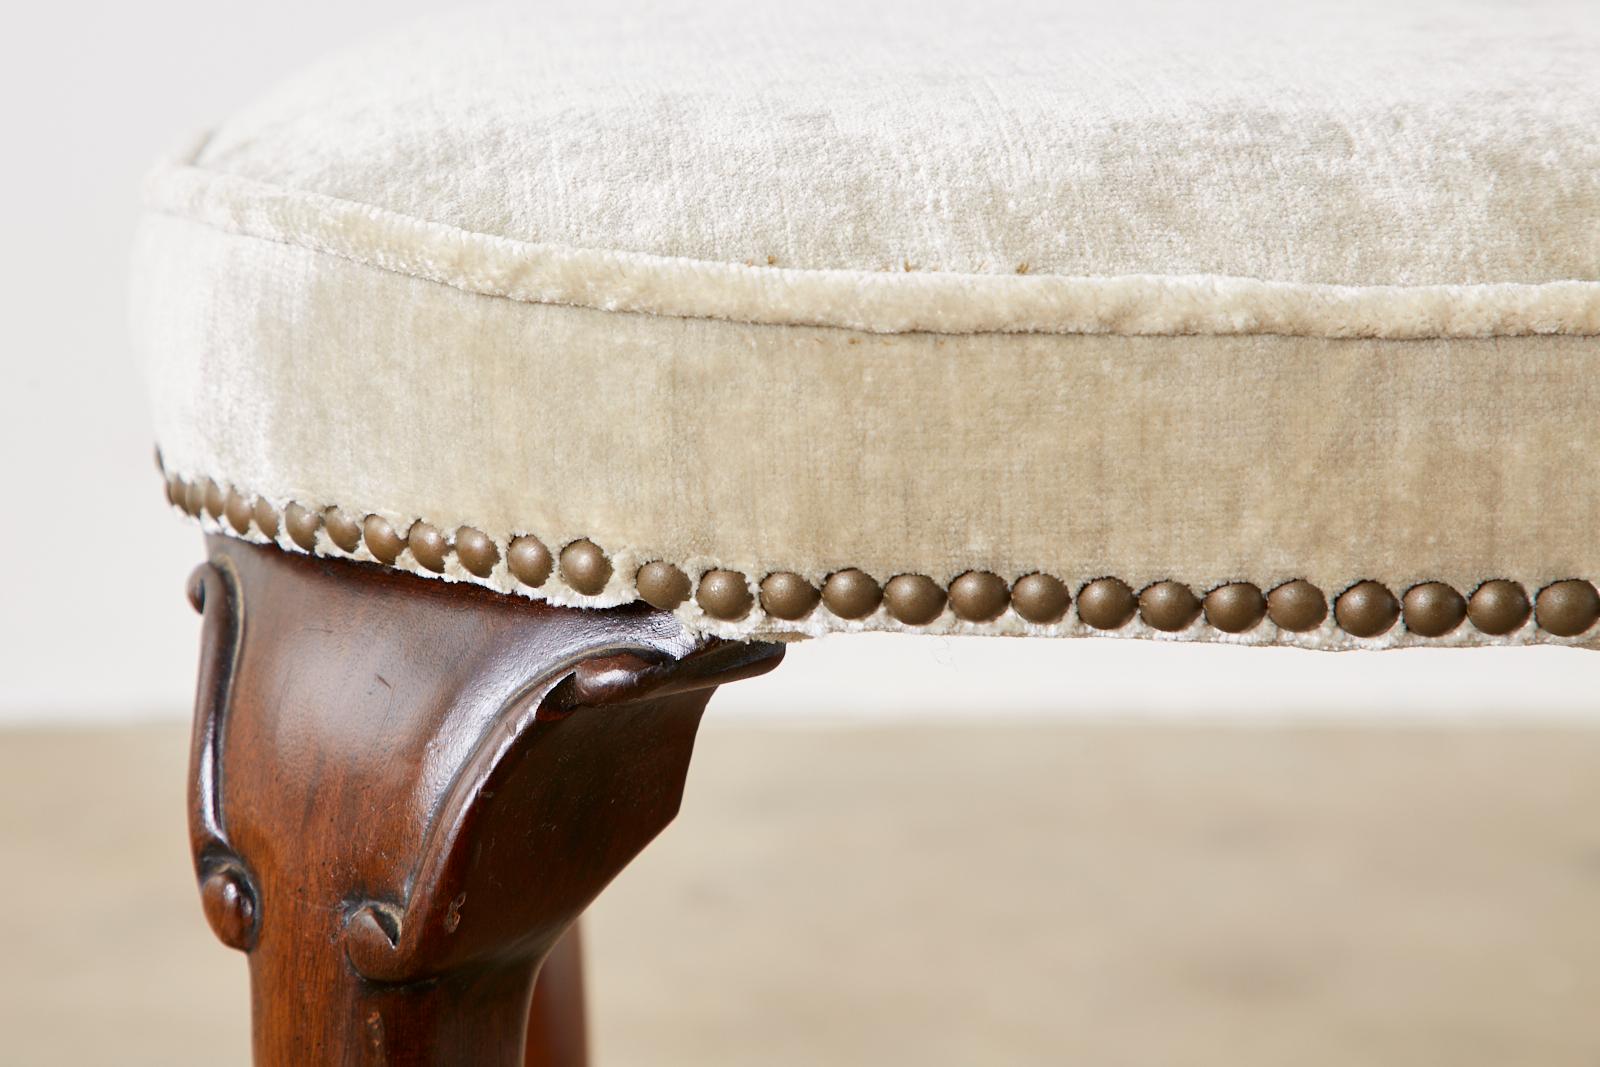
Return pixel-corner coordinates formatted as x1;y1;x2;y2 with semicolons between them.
1;2;1595;725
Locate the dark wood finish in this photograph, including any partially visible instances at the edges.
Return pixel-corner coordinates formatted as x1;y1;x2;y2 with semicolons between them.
186;535;782;1065
523;924;587;1067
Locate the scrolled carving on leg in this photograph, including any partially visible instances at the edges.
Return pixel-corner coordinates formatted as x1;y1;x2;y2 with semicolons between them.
184;535;782;1066
340;637;781;988
186;556;260;952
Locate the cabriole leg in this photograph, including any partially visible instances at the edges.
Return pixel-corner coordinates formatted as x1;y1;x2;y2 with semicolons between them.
185;535;781;1066
523;924;587;1067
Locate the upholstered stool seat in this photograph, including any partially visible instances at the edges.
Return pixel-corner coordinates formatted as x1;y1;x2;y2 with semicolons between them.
136;0;1600;649
137;3;1600;1063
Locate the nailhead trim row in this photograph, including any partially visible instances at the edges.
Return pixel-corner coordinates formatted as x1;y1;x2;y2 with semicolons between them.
161;471;1600;641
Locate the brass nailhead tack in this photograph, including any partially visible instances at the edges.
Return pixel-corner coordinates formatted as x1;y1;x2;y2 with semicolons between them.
884;574;947;625
1203;583;1266;633
224;489;252;535
1335;581;1400;638
507;536;553;588
158;472;1595;641
1139;581;1201;632
636;561;691;610
1535;579;1600;637
1467;579;1530;636
1267;580;1327;632
455;527;499;578
560;539;612;595
284;503;321;551
822;569;882;619
323;508;362;553
1011;573;1071;624
252;498;279;539
697;570;755;621
407;522;448;573
203;480;226;521
760;572;821;620
1402;582;1466;637
948;571;1010;623
1078;577;1137;630
362;515;405;565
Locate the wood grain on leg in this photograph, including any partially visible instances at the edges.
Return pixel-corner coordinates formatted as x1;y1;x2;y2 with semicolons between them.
185;535;781;1066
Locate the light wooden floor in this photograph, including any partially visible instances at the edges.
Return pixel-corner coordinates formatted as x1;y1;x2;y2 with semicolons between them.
2;718;1598;1065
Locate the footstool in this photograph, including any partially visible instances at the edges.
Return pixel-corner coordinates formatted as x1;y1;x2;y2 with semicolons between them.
133;2;1600;1063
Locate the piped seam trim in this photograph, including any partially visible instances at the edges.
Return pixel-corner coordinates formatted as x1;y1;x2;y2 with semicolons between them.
144;161;1600;340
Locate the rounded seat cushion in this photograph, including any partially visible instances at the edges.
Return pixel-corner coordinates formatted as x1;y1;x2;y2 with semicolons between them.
134;0;1600;648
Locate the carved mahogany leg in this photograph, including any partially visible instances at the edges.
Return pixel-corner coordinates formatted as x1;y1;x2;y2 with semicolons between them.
186;535;782;1066
523;924;587;1067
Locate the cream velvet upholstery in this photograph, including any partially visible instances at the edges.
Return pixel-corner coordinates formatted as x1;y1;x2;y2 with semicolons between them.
134;0;1600;647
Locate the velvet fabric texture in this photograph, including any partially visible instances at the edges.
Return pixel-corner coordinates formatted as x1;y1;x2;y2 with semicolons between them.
134;0;1600;646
